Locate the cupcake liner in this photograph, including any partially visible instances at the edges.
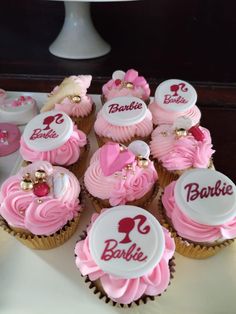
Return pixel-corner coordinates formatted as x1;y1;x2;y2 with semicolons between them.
0;214;81;250
71;103;96;135
95;132;151;148
77;231;175;307
157;196;234;259
101;95;150;106
67;141;90;179
82;181;159;213
154;158;215;189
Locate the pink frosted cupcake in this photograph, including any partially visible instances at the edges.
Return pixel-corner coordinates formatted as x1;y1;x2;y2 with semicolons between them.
41;75;95;134
160;169;236;258
84;141;158;212
20;111;89;178
94;96;153;147
150;117;215;188
149;79;201;126
102;69;150;105
0;161;82;249
75;205;175;306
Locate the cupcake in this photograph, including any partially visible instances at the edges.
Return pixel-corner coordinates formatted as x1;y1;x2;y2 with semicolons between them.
102;69;150;105
75;205;175;306
41;75;95;134
149;79;201;126
20;110;89;178
0;161;82;249
150;117;215;188
0;123;21;157
94;96;153;147
160;169;236;259
83;141;158;212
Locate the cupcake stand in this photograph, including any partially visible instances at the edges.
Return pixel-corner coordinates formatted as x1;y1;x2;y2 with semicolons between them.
0;91;236;314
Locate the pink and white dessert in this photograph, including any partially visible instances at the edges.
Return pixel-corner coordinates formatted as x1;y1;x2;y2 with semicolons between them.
161;169;236;258
94;96;153;147
0;123;21;157
75;205;175;305
0;161;82;249
41;75;95;134
0;93;38;125
150;117;215;187
84;141;158;211
20;111;88;178
102;69;150;104
149;79;201;126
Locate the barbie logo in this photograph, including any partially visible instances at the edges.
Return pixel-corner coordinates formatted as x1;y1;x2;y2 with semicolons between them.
163;83;188;105
100;215;150;262
29;113;64;141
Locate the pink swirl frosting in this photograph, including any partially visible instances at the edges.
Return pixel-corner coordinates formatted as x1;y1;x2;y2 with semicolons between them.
150;124;215;171
0;161;81;235
149;101;201;126
94;110;153;142
84;148;157;206
75;211;175;304
102;69;150;101
20;125;87;166
162;181;236;242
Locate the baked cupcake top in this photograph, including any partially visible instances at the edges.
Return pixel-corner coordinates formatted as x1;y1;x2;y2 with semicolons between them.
102;69;150;102
84;141;157;206
150;117;215;171
75;205;175;304
20;110;87;166
0;161;81;235
162;169;236;243
41;75;93;118
149;79;201;125
94;96;153;143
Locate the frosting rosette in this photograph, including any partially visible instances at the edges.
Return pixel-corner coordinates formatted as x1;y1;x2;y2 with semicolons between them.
150;124;215;171
20;125;87;166
162;181;236;243
0;161;81;235
75;210;175;304
102;69;150;102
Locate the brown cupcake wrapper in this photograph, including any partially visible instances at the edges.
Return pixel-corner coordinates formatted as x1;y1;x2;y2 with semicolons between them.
67;141;90;179
95;132;151;148
0;214;81;250
157;195;234;259
82;180;159;213
101;95;150;106
154;158;215;189
77;231;175;307
71;103;96;135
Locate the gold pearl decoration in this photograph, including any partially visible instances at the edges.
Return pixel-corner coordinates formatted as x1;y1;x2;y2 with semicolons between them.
70;95;81;103
125;82;134;89
137;155;149;168
175;128;188;138
37;199;43;204
20;173;34;191
35;169;47;181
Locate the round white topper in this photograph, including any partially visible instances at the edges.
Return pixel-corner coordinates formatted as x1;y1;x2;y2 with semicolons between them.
174;169;236;225
112;70;125;81
23;110;73;152
128;140;150;158
102;96;147;126
155;79;197;112
89;205;165;279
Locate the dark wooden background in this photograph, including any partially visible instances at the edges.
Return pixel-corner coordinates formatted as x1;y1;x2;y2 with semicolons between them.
0;0;235;180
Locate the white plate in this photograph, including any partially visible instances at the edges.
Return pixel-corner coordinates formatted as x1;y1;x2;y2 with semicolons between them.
0;92;236;314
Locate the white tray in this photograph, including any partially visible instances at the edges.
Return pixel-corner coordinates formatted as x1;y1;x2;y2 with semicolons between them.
0;92;236;314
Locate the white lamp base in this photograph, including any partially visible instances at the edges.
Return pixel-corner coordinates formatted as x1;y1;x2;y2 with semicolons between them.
49;1;111;59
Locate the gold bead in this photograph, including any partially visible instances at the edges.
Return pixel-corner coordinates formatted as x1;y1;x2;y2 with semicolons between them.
175;128;188;138
35;169;47;180
37;199;43;204
137;156;149;168
71;95;81;103
125;82;134;89
20;178;34;191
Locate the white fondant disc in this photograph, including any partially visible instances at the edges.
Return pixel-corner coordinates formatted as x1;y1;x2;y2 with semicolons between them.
89;205;165;279
174;169;236;225
23;111;73;152
155;79;197;112
128;140;150;158
102;96;147;126
112;70;125;81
